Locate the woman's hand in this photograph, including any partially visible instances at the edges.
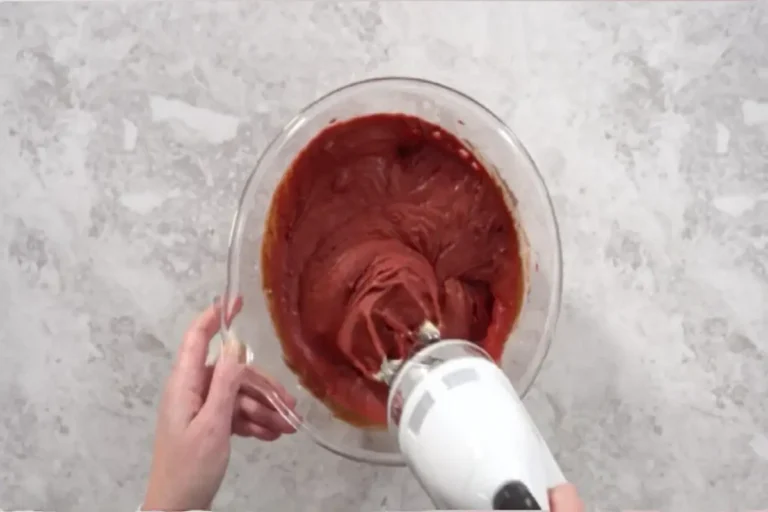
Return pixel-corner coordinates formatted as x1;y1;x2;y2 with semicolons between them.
142;301;296;511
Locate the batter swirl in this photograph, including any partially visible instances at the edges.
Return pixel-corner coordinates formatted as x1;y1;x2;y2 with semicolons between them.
262;113;524;426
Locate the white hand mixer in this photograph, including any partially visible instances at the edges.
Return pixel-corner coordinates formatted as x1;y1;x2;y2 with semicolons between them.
372;320;565;510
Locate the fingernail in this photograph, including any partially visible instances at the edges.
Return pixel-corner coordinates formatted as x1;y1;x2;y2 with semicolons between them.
223;339;246;363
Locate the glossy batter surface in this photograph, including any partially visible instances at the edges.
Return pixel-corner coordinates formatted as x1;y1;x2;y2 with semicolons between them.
262;113;524;426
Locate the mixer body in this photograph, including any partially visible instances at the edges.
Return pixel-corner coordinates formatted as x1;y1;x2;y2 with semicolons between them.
386;340;565;510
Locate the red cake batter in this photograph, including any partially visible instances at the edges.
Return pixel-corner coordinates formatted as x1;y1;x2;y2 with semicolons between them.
262;113;524;427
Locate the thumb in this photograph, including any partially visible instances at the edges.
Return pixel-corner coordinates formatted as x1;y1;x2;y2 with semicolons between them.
198;341;247;426
548;483;583;512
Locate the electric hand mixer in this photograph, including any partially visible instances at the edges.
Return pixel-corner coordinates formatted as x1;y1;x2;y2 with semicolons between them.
373;319;565;510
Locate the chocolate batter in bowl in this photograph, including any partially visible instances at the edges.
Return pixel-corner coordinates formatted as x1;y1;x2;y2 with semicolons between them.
222;78;562;465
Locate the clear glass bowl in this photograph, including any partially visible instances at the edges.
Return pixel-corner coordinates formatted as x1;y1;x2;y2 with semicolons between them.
222;77;562;466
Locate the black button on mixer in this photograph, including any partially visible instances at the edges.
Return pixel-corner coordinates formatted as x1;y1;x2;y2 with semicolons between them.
492;480;541;510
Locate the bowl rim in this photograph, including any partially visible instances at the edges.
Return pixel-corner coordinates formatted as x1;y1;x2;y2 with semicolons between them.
222;76;563;466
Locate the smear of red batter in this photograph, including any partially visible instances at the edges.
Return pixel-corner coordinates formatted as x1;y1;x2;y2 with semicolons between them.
262;113;524;427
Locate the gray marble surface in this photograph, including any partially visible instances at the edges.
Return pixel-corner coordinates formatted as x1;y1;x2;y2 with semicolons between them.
1;2;767;511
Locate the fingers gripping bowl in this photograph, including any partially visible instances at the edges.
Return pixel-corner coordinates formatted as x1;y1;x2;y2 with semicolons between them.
222;78;562;465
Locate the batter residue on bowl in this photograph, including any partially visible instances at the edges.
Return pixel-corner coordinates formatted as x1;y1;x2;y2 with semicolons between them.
262;113;524;427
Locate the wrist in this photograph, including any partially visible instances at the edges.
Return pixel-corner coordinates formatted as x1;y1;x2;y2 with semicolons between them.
142;482;212;512
142;482;182;511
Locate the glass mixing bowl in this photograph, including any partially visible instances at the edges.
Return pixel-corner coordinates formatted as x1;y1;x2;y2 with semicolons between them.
222;77;562;466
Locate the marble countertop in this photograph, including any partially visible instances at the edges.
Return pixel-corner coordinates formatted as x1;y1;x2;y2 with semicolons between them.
1;2;766;510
